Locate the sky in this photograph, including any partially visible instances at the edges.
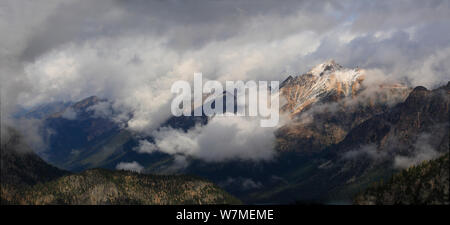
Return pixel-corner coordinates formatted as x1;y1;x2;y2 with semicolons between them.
1;0;450;163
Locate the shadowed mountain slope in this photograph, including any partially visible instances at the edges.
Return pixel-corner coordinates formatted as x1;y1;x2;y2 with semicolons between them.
1;128;240;205
354;153;449;205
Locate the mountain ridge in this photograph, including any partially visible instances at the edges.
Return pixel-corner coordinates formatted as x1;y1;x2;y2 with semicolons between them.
1;128;241;205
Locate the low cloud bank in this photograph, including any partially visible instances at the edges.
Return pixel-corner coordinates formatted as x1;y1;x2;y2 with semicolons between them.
116;161;144;173
394;133;442;169
136;114;284;165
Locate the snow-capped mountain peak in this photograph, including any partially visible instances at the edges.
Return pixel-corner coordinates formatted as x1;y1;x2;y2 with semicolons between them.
280;60;364;115
307;59;343;77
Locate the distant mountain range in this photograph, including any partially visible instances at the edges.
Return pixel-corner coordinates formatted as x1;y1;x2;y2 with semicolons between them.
8;60;449;204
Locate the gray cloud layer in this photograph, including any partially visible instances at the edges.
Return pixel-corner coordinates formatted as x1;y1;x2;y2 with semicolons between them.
1;0;449;157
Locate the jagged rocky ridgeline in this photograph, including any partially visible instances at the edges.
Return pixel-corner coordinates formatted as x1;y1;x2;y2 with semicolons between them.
276;60;411;153
279;60;410;116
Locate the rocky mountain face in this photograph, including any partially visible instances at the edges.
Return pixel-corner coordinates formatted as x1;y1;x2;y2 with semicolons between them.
276;60;410;154
335;83;449;157
280;60;364;115
255;82;449;203
354;153;449;205
320;82;449;201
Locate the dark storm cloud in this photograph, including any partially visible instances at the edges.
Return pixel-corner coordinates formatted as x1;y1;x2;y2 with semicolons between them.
18;0;343;61
349;0;449;31
19;1;116;61
114;0;342;50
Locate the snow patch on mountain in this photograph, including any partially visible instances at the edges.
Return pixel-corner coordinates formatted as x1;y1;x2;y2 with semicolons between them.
280;60;364;115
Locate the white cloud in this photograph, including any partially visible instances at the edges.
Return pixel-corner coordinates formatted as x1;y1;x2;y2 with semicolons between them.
219;177;263;190
87;101;113;118
394;133;441;169
342;144;388;161
115;161;144;173
61;107;77;120
136;114;282;163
